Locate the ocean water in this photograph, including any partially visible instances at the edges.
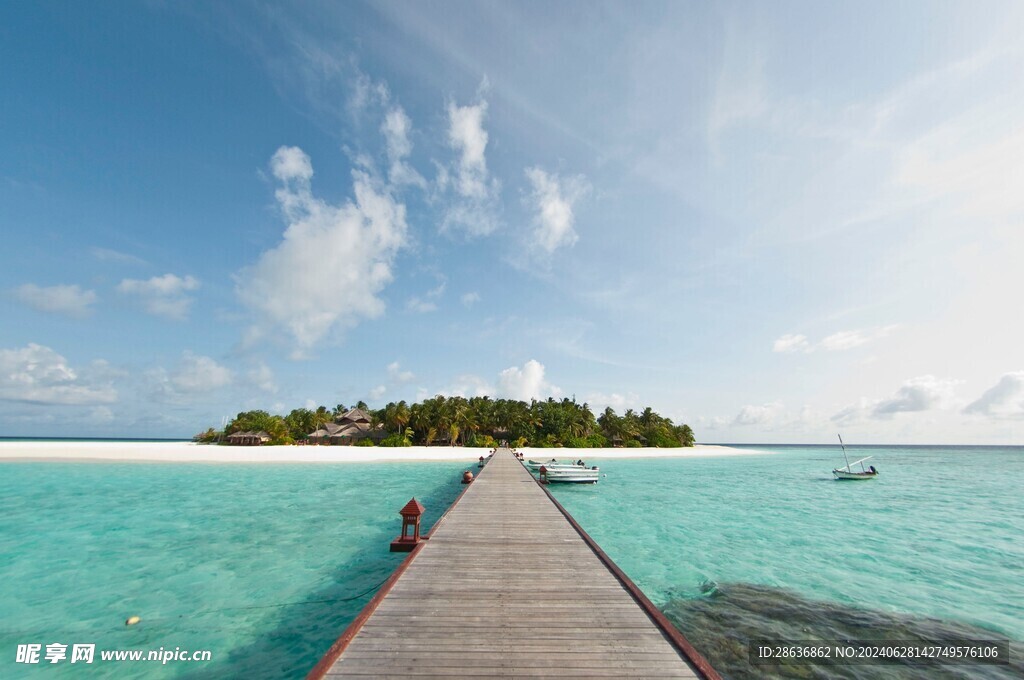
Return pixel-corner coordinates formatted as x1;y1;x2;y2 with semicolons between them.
0;461;466;678
2;445;1021;679
548;445;1024;678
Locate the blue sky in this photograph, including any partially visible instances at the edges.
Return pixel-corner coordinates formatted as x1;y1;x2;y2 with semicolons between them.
2;1;1023;443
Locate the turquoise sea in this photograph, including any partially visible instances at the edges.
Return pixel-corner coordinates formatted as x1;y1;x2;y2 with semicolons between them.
1;445;1021;679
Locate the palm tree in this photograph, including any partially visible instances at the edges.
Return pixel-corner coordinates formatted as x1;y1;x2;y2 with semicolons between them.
394;400;411;432
313;406;332;429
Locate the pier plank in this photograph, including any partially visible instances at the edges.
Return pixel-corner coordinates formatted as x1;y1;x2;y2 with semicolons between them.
311;448;714;679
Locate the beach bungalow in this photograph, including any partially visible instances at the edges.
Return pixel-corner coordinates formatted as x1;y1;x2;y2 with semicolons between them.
225;431;271;446
306;408;384;445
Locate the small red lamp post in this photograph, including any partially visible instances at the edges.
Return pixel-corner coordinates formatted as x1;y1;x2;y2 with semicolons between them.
390;498;426;552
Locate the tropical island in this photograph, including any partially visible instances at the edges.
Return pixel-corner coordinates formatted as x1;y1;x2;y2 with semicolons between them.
195;396;696;449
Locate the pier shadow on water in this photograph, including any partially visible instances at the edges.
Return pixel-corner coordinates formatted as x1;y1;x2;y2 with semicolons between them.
662;582;1022;680
180;473;465;680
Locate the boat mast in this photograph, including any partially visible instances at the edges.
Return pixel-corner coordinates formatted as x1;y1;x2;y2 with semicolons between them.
838;434;851;472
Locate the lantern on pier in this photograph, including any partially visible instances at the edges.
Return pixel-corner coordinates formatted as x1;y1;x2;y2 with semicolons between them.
390;498;425;552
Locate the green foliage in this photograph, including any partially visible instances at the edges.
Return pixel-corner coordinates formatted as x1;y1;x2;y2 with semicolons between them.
564;433;608;448
469;434;497;448
193;428;221;444
212;397;695;450
625;439;643;448
353;438;376;447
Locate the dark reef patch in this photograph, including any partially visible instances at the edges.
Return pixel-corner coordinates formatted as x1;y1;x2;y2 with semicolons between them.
662;581;1021;679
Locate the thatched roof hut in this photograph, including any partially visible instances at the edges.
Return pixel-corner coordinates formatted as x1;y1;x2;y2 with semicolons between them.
307;408;382;445
226;431;271;446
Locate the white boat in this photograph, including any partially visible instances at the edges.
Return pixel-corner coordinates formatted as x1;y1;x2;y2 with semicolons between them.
525;458;583;470
541;465;600;484
832;435;878;480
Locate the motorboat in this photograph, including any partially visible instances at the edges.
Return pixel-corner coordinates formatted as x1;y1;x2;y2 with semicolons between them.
540;465;600;484
525;458;582;470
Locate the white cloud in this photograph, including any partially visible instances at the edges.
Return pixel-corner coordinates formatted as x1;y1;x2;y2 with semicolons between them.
497;359;561;401
381;106;426;189
89;247;147;266
170;352;233;393
820;325;899;351
369;384;387;400
15;284;97;318
406;298;437;313
248;362;277;393
387;362;415;383
733;401;784;426
773;326;898;353
833;375;961;424
441;374;494;399
524;167;588;254
461;292;481;307
696;415;731;431
0;343;117;405
441;94;500;236
584;391;639;413
270;145;313;183
963;371;1024;419
406;277;446;313
147;353;233;403
772;333;811;353
117;274;200;320
831;398;875;426
872;375;959;417
236;146;408;357
448;99;489;198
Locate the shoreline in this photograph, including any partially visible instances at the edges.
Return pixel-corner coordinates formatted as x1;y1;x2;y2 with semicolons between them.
0;441;774;464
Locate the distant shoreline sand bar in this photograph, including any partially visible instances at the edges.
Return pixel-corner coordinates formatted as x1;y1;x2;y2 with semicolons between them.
0;441;773;463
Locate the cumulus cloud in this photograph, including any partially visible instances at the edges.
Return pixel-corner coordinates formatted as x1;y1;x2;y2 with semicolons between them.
461;292;481;307
387;362;415;383
369;385;387;400
497;359;561;401
584;391;639;413
733;401;784;426
0;343;117;405
441;94;500;236
773;326;898;353
117;274;200;320
15;284;97;318
170;352;232;393
525;167;588;254
381;106;426;188
448;99;490;197
441;374;494;399
772;333;811;353
833;375;961;423
872;375;959;417
963;371;1024;419
236;146;408;357
148;352;232;402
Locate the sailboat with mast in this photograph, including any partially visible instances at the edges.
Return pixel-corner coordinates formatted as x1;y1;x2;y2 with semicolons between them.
833;434;879;480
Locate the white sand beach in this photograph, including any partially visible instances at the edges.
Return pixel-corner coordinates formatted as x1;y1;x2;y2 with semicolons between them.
0;441;772;463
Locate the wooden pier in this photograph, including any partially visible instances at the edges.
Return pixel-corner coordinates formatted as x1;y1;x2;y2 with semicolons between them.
309;448;718;679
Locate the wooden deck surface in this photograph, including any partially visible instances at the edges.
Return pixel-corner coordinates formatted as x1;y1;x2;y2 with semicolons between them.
312;448;711;679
